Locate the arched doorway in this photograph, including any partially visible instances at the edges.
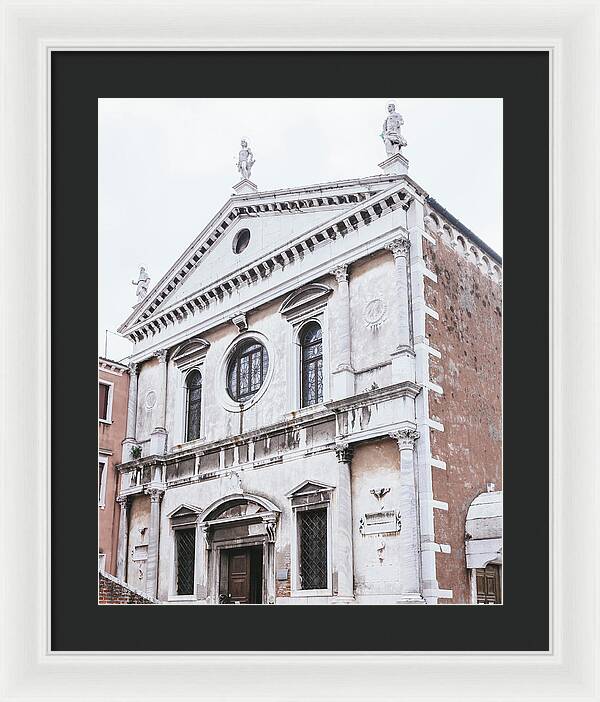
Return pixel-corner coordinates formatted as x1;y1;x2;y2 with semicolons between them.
198;494;280;604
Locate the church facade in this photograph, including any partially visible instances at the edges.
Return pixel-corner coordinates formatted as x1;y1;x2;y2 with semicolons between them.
112;107;502;605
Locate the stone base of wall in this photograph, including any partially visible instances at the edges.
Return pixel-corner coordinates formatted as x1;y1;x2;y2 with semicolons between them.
99;571;158;605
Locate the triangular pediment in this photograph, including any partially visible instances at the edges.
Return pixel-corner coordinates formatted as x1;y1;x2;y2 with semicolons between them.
166;503;203;520
286;480;335;498
119;177;417;342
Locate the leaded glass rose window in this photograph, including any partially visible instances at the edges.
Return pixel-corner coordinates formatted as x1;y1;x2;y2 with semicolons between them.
226;339;269;402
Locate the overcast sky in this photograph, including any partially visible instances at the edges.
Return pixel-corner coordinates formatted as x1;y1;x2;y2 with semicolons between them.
99;98;502;361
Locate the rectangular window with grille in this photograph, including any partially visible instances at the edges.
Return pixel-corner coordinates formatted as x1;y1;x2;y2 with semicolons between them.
298;507;328;590
175;528;196;596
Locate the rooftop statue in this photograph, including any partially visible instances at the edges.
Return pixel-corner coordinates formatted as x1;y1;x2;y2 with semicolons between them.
132;266;150;303
237;139;255;180
381;102;407;157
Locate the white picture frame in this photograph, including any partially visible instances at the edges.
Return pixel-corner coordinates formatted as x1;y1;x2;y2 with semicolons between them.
1;1;598;700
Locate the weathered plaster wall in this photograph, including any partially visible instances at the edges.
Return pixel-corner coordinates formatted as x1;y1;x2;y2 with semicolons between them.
423;234;502;604
98;366;129;575
126;494;151;591
348;250;396;393
351;439;411;600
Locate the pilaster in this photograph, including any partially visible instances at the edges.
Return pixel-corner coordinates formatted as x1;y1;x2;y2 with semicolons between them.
333;442;355;601
115;496;130;582
122;362;139;460
386;237;416;383
150;349;168;455
390;428;424;603
330;264;355;399
144;487;164;599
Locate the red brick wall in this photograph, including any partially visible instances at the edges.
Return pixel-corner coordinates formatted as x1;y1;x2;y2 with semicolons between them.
98;572;155;604
423;235;502;604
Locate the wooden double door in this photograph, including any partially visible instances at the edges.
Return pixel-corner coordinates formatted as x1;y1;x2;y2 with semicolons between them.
221;546;263;604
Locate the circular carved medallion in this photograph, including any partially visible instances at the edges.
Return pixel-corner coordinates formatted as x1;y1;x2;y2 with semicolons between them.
145;390;157;409
364;298;387;329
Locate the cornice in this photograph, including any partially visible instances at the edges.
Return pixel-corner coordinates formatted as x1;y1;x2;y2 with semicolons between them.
98;358;128;375
122;181;414;343
325;381;422;413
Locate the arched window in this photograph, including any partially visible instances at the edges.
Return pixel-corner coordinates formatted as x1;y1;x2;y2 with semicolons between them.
227;339;269;402
185;370;202;441
300;322;323;407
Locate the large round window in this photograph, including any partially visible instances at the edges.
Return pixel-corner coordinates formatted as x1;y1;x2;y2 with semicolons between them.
232;228;251;254
226;339;269;402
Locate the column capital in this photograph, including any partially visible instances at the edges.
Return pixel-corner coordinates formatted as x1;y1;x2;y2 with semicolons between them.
385;237;411;259
390;427;420;450
127;361;138;376
334;442;353;464
116;495;129;510
330;263;349;283
144;487;165;503
154;348;168;364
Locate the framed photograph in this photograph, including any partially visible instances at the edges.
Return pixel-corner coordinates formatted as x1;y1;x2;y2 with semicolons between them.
2;1;598;700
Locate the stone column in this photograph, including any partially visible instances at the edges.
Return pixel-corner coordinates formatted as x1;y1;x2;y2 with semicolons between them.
334;442;355;600
150;349;168;455
144;487;164;599
330;264;354;398
385;237;416;382
122;362;138;461
390;428;422;601
116;496;130;582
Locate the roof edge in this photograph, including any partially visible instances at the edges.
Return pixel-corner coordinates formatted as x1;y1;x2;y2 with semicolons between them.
427;197;502;264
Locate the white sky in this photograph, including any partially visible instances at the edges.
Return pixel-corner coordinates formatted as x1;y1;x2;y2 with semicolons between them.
99;98;502;361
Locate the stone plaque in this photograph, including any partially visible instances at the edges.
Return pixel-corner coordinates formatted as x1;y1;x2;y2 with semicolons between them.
359;510;401;536
132;544;148;561
276;568;289;581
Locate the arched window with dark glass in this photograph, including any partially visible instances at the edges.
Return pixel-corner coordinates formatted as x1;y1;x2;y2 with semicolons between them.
227;339;269;403
300;322;323;407
185;370;202;441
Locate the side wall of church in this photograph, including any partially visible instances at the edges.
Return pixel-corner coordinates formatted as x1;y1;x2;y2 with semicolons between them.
423;231;502;604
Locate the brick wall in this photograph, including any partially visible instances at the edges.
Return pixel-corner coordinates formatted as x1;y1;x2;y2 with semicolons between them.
99;572;157;605
423;234;502;604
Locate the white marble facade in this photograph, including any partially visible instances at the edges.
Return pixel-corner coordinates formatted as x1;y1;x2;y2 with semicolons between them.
114;151;497;605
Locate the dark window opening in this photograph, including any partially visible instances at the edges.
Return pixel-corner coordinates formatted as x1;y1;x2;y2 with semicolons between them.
233;228;251;254
176;528;196;596
227;340;269;402
298;507;328;590
99;382;109;420
300;322;323;407
185;369;202;441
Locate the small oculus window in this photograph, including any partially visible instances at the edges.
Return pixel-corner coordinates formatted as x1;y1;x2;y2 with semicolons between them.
226;339;269;402
232;228;251;254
